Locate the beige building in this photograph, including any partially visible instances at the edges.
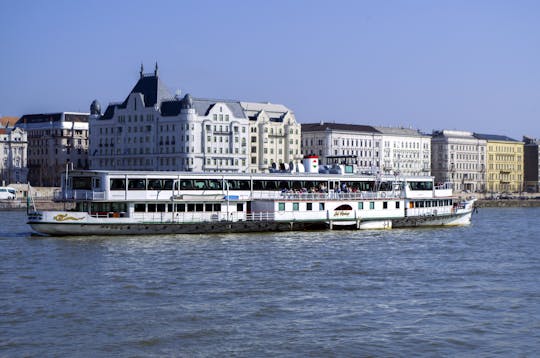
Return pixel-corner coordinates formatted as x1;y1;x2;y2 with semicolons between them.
16;112;89;186
241;102;302;172
474;133;524;193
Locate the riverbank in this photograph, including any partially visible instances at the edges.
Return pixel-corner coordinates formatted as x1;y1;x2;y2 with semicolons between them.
475;199;540;208
0;200;75;211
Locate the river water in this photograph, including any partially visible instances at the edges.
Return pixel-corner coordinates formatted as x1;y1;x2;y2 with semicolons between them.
1;208;539;356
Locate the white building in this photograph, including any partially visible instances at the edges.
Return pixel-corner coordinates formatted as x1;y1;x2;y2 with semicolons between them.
301;122;382;173
16;112;89;186
241;102;302;172
0;126;28;184
375;126;432;176
431;130;487;192
90;65;299;173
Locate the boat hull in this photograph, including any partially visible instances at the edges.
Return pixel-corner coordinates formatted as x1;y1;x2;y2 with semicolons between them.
29;220;331;236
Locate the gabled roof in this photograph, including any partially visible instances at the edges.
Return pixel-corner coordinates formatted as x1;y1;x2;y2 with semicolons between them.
0;116;19;128
122;74;173;108
191;98;247;118
301;122;380;133
473;133;519;142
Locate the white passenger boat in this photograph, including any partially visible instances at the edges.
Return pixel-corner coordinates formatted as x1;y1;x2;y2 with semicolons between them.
27;167;476;236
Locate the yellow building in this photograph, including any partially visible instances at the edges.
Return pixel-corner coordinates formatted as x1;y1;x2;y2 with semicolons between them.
475;134;524;193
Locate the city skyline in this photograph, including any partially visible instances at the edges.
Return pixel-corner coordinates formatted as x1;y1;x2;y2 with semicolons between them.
1;0;539;140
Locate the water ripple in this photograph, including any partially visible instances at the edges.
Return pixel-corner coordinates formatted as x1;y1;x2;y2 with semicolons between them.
1;208;540;356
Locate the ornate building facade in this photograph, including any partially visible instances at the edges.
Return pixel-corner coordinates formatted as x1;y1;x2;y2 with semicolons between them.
0;125;28;184
89;65;300;173
241;102;302;172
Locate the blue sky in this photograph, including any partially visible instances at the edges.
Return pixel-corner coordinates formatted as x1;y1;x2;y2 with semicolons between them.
1;0;539;139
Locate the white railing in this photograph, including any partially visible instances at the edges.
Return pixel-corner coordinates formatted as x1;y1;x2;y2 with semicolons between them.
406;206;453;217
253;191;404;201
57;190;106;201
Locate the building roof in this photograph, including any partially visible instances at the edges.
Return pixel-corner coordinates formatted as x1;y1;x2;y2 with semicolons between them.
301;122;380;133
122;73;173;108
374;126;427;137
240;102;293;122
473;133;520;142
16;112;89;126
0;116;19;128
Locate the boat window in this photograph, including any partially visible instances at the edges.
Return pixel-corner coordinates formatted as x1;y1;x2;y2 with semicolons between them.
128;178;147;190
358;202;364;210
180;180;194;190
72;176;92;190
167;204;173;212
236;203;243;212
383;202;388;209
307;203;313;211
396;202;400;209
134;204;146;212
319;203;325;211
335;204;352;210
147;179;162;190
278;202;285;211
208;179;222;190
196;204;204;211
253;180;277;190
227;180;250;190
408;181;433;191
157;204;166;212
175;203;186;212
194;180;207;190
163;180;173;190
110;179;126;190
278;181;290;190
214;203;221;211
148;204;157;212
369;202;375;210
292;203;299;211
187;204;195;212
205;203;213;211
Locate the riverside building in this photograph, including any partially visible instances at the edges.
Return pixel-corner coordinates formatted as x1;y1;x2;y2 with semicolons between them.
523;136;539;192
375;126;431;176
0;123;28;184
431;130;487;192
474;133;524;193
89;65;300;173
301;122;382;173
241;102;302;173
16;112;89;186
